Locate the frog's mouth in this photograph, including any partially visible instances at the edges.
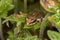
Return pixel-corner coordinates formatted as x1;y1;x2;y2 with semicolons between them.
26;20;37;25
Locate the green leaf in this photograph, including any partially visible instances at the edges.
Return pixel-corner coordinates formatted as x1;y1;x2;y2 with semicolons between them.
24;24;32;29
47;30;60;40
0;11;7;18
48;13;60;32
5;14;26;23
33;23;41;29
7;30;14;40
24;23;40;29
0;0;14;18
25;35;38;40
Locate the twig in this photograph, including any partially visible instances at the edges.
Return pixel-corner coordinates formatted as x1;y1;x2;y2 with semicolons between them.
0;18;5;40
24;0;27;13
13;0;19;14
39;13;50;40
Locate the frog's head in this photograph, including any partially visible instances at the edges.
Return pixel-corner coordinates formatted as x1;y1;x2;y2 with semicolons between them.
26;15;37;25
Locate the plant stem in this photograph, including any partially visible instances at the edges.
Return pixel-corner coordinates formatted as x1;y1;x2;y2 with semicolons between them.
13;0;19;14
0;18;5;40
24;0;27;13
39;13;50;40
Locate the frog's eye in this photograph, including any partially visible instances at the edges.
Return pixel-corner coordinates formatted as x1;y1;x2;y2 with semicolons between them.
37;19;41;22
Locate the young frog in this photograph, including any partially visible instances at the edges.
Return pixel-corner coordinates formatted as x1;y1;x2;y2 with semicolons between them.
26;9;43;25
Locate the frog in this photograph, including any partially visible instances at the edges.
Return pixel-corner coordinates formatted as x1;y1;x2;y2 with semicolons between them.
26;9;43;25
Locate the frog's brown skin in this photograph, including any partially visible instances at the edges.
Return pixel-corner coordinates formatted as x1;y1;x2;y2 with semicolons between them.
40;0;59;11
26;9;43;25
